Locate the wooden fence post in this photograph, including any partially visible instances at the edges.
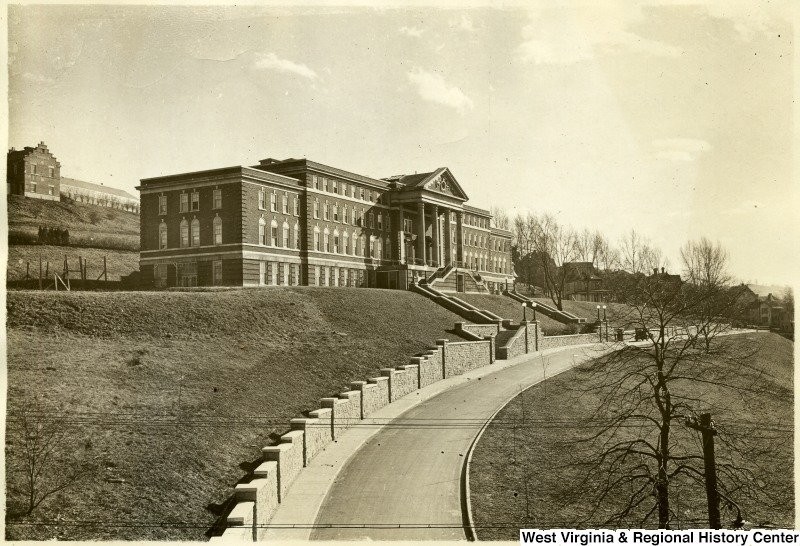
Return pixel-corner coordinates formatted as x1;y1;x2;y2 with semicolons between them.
38;258;42;290
103;256;108;282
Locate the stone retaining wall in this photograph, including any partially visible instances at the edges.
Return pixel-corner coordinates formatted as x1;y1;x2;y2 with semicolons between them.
538;332;599;350
212;330;599;541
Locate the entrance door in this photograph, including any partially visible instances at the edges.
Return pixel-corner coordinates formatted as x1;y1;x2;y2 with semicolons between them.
456;273;465;293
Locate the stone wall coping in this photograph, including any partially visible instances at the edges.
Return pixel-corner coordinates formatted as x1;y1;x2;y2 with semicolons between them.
350;380;367;388
446;340;489;347
253;461;278;478
290;417;319;426
338;390;360;400
321;397;348;408
543;333;596;340
367;376;389;384
235;477;270;500
262;443;292;455
436;339;448;345
280;430;304;443
226;501;255;525
309;408;332;418
379;368;397;376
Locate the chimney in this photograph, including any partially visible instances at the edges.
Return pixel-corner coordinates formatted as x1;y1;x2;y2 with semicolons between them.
653;268;658;275
661;267;665;274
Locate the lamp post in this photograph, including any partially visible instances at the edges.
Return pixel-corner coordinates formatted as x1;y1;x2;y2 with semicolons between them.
602;305;607;321
522;302;528;322
596;305;601;323
531;302;537;322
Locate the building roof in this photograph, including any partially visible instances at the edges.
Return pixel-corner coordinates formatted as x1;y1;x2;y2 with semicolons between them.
746;284;789;299
382;170;439;188
61;177;138;200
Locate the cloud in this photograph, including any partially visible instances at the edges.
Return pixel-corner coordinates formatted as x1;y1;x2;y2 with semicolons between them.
407;68;474;115
518;7;681;65
399;25;424;38
652;138;711;162
254;53;317;80
705;4;778;41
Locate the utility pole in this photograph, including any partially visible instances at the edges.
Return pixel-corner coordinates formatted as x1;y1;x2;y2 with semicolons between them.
685;413;720;529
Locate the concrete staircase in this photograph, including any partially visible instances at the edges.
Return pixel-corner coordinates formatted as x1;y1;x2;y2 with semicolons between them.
421;264;488;294
504;289;587;325
411;282;499;324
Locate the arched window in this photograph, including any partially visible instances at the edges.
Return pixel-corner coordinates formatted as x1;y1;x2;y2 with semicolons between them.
282;221;290;248
384;237;391;260
213;216;222;245
314;226;321;251
180;219;189;248
191;219;200;247
323;227;330;253
343;231;350;255
333;229;340;254
270;219;278;246
360;235;366;257
159;221;168;249
373;237;382;260
259;217;267;245
293;222;300;249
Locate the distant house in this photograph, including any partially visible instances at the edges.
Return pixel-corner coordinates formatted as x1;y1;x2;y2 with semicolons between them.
6;142;139;212
738;284;789;329
563;261;609;303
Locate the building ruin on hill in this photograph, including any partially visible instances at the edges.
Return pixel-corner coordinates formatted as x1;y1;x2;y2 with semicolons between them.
137;157;515;291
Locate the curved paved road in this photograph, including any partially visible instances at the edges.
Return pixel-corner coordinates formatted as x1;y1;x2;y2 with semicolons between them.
311;345;603;541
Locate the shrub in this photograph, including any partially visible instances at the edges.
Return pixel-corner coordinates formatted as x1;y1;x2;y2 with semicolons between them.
8;230;39;246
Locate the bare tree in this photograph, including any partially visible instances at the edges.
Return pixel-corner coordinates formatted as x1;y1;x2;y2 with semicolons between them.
7;408;96;518
490;206;510;230
529;213;580;310
564;254;771;529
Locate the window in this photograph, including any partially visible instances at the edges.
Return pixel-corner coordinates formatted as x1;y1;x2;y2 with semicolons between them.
333;229;340;253
377;213;383;230
324;202;330;221
323;228;330;253
48;166;55;178
213;216;222;245
259;189;266;209
259;218;267;245
374;237;382;260
159;195;167;215
351;208;357;225
366;190;372;202
282;222;290;248
313;199;319;219
282;193;288;214
180;219;189;247
333;204;339;222
385;237;391;260
343;231;350;255
159;222;168;249
271;220;279;246
314;227;321;251
368;212;374;229
180;193;189;213
342;182;348;196
342;205;348;224
155;264;168;288
191;218;200;247
323;178;328;192
270;191;277;212
293;197;299;216
48;185;54;196
360;188;365;200
213;260;223;285
332;180;338;194
313;175;319;189
33;164;38;175
360;235;366;256
191;191;200;211
294;222;300;249
213;189;222;209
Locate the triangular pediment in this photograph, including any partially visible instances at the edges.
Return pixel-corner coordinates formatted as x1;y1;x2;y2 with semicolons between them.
423;168;469;201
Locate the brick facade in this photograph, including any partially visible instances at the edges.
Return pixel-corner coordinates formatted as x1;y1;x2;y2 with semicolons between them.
138;157;515;290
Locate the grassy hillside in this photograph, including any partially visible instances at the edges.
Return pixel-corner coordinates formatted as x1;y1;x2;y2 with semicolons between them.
7;245;139;282
456;293;578;335
469;333;794;537
5;287;465;540
7;194;139;250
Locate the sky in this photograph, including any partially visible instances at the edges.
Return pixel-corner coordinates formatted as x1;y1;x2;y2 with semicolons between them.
6;1;797;286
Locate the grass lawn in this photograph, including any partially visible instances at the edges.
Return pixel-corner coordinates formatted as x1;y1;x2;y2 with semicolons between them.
6;245;140;282
469;333;794;538
5;287;465;540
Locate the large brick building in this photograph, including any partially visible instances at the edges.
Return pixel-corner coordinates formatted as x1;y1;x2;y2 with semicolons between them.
137;157;514;292
7;142;139;211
